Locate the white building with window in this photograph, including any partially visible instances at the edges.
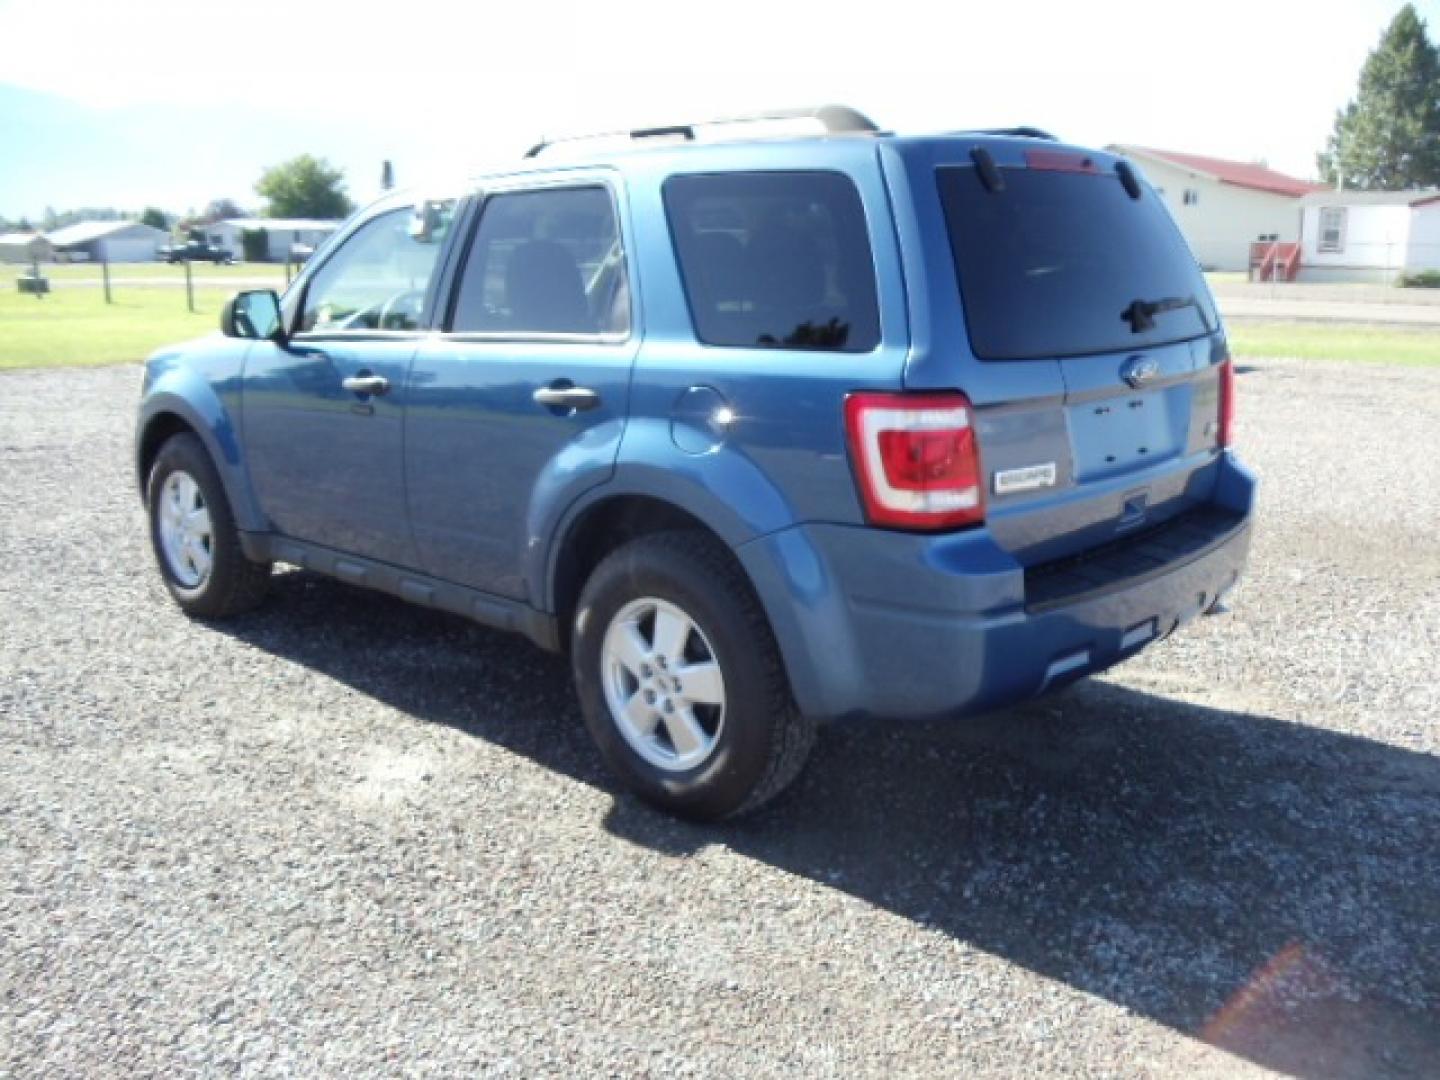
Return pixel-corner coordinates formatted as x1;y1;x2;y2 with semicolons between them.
1107;146;1323;271
1296;189;1440;283
208;218;342;262
0;231;53;264
45;219;168;262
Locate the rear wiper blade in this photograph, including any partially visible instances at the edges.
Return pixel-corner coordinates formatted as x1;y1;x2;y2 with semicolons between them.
1120;294;1211;333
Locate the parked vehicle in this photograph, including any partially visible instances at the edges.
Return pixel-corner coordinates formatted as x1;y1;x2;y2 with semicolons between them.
158;237;233;264
135;106;1254;820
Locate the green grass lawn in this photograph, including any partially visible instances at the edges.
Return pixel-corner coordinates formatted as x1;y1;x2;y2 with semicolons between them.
42;262;289;284
6;267;1440;371
1227;322;1440;366
0;283;239;369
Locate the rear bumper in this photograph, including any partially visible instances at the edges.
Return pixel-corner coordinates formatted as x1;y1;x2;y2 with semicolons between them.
736;453;1256;722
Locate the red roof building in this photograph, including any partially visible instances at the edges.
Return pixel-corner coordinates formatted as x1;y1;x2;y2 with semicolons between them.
1107;145;1324;270
1115;147;1326;198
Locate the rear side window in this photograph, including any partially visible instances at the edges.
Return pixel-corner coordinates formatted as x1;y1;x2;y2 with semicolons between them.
664;172;880;352
450;186;629;336
938;165;1217;360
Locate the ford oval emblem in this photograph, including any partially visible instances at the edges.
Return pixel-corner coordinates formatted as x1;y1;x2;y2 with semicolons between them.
1121;355;1160;388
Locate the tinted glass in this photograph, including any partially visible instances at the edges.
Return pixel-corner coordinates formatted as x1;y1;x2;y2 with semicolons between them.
664;172;880;352
450;187;628;336
937;166;1217;360
299;204;453;333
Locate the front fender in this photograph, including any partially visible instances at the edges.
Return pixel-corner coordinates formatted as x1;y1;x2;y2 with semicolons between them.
137;345;265;532
527;416;799;610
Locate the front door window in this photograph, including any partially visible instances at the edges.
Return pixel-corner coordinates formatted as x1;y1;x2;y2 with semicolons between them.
299;204;453;333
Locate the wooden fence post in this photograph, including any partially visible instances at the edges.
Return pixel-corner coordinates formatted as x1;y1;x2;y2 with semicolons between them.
102;256;112;304
185;260;194;313
27;256;46;300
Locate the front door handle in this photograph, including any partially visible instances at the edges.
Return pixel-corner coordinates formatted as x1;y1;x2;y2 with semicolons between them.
533;384;601;412
342;374;390;396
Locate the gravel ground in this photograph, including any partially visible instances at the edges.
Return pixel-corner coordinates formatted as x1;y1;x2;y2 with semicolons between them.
1;359;1437;1078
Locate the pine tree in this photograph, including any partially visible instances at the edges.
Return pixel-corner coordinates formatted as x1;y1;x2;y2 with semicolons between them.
1319;4;1440;189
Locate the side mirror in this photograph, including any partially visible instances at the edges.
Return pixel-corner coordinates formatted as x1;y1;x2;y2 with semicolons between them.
222;289;285;343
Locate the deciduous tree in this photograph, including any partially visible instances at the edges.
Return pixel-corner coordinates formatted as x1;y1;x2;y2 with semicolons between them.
201;198;245;224
255;156;354;219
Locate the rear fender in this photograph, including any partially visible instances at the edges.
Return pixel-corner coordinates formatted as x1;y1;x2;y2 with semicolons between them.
530;416;797;611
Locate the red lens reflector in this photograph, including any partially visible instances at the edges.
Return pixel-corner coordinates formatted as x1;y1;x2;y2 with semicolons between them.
876;427;980;491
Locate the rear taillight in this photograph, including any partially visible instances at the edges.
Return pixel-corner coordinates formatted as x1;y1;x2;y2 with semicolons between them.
1218;359;1235;448
844;392;983;530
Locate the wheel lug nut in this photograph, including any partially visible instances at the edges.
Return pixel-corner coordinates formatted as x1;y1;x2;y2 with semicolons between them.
643;690;656;704
640;664;653;679
663;700;674;713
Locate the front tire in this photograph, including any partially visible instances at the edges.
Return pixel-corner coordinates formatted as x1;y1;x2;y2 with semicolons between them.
147;433;270;617
572;531;815;821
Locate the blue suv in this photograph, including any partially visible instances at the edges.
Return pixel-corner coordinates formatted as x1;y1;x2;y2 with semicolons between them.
136;107;1255;820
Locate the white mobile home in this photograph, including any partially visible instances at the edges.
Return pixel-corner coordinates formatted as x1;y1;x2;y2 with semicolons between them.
209;218;342;262
1107;146;1323;271
1297;190;1440;283
0;232;53;264
45;220;167;262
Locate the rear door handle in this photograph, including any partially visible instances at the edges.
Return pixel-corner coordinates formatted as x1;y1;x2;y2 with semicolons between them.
342;375;390;396
533;384;601;412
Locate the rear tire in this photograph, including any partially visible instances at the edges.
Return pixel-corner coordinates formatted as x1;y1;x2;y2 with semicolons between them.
147;433;270;618
572;530;815;821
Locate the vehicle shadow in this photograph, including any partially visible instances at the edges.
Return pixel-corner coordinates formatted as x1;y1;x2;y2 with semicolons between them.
218;568;1440;1080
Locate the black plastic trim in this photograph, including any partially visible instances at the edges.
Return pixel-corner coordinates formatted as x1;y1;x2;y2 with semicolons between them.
1024;505;1248;614
239;532;561;651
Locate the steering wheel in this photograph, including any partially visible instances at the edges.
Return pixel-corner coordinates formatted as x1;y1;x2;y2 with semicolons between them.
377;289;426;330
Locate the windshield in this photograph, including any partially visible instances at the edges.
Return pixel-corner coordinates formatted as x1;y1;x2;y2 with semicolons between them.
937;165;1218;360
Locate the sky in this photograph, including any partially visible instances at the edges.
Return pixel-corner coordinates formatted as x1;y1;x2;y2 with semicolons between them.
1;0;1437;220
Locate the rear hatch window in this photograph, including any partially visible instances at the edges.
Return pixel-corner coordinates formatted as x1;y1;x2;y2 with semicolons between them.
937;163;1217;360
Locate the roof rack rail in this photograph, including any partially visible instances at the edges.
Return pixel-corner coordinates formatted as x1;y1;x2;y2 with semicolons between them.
957;126;1060;142
523;104;881;159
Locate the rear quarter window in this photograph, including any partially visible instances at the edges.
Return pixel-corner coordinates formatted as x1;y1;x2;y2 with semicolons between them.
938;164;1217;360
664;171;880;352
